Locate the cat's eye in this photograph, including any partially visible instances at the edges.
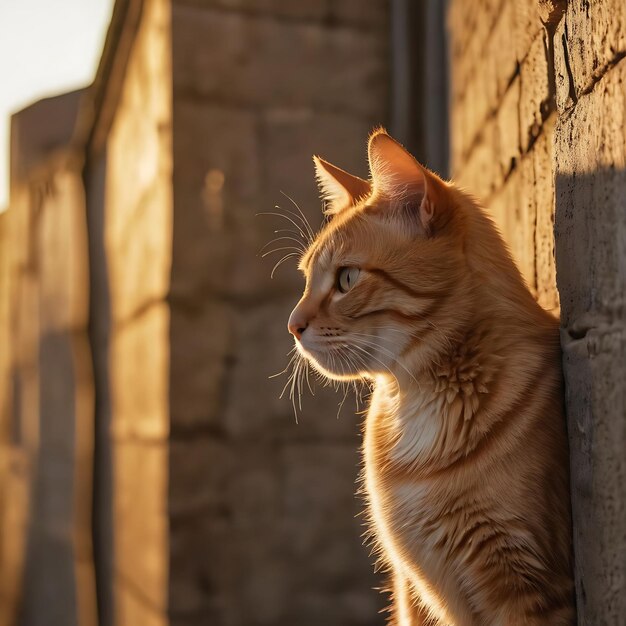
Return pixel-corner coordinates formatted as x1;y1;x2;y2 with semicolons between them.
337;267;360;293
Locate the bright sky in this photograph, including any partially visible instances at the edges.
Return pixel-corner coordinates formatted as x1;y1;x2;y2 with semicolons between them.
0;0;115;210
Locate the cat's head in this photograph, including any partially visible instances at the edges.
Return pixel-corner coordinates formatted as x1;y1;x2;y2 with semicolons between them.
288;129;471;382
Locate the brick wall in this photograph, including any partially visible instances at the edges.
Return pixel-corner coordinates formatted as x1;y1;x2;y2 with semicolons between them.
448;1;626;622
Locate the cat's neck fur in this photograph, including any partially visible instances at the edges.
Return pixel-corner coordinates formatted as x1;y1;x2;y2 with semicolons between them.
373;203;560;474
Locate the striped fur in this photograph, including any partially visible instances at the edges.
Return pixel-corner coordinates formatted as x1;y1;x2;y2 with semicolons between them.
289;131;575;625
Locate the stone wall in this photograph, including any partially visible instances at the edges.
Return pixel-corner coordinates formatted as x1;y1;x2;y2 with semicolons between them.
168;2;389;624
97;0;173;624
447;0;626;623
1;93;97;626
77;1;391;625
0;0;391;624
448;0;559;311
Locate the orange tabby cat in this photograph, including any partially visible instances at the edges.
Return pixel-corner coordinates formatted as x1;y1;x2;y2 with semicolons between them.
287;130;575;625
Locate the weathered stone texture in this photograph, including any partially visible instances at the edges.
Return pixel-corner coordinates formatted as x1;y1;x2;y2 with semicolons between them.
113;440;168;610
109;304;170;441
172;0;389;27
168;2;389;624
105;0;173;325
450;1;626;622
449;0;558;307
531;118;559;313
563;0;626;99
172;4;388;117
554;57;626;624
3;0;385;624
519;31;551;153
104;0;173;622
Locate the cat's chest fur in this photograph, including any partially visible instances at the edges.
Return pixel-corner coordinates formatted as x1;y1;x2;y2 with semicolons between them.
363;382;478;623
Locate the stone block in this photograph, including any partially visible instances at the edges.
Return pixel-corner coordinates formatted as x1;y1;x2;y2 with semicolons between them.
169;300;233;432
531;117;558;312
168;515;234;624
13;274;39;371
514;0;543;63
455;119;502;201
170;101;260;301
109;304;170;441
105;166;172;326
113;440;168;612
451;57;496;168
486;161;536;293
168;437;232;522
489;1;519;102
114;578;168;626
519;31;552;153
554;16;576;114
106;0;172;324
514;151;539;294
225;444;282;528
281;443;361;528
448;0;503;103
495;77;521;178
564;0;626;98
38;167;89;334
172;5;388;118
450;0;517;165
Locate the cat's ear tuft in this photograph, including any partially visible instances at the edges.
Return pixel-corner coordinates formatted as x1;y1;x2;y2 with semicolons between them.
367;130;441;234
313;156;371;215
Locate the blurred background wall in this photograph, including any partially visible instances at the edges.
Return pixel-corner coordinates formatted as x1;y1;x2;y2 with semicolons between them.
0;1;624;626
0;1;446;625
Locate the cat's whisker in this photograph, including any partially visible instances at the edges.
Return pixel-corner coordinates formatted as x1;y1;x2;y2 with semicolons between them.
261;241;302;259
259;236;307;255
270;252;301;278
289;357;301;423
279;191;316;243
304;359;314;396
257;210;309;242
270;349;298;379
275;203;315;245
279;356;299;399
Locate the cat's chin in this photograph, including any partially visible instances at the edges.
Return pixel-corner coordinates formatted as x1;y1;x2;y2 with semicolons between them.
296;344;366;382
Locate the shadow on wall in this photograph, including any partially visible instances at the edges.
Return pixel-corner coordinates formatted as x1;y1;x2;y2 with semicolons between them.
554;168;626;624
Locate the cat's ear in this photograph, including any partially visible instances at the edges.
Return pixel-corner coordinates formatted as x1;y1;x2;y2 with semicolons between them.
367;129;441;235
313;156;371;215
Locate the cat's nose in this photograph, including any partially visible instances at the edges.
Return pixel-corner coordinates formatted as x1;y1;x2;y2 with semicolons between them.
288;310;309;340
